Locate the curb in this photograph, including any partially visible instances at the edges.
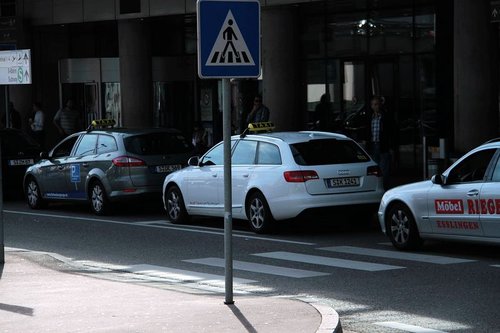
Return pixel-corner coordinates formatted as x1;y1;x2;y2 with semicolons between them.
6;247;343;333
310;302;343;333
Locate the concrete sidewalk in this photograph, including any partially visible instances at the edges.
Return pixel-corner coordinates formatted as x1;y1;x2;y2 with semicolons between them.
0;250;342;332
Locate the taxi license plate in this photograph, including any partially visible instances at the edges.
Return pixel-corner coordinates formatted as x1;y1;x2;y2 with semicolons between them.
8;158;34;166
155;164;181;173
325;177;360;188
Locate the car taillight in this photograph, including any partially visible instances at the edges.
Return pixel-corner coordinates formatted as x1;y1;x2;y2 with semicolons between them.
283;170;319;183
367;165;382;177
112;156;146;167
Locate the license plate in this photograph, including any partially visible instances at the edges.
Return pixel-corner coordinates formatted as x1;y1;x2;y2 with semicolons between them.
8;158;34;166
325;177;360;188
155;164;181;173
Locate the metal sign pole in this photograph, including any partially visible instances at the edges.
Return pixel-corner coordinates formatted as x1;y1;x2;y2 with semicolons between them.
222;78;233;304
5;86;10;128
0;136;4;264
197;0;260;304
0;87;5;263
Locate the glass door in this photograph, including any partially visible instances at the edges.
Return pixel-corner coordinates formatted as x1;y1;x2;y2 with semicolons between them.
340;60;366;140
84;83;99;128
339;57;402;169
103;82;121;126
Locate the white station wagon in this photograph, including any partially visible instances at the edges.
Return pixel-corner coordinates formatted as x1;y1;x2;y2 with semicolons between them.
163;124;384;233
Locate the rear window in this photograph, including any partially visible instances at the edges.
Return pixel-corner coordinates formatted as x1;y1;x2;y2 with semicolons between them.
0;130;40;154
124;132;193;155
290;139;370;165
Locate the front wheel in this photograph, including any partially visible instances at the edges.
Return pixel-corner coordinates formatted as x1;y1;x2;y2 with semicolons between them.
385;203;423;250
89;181;110;215
25;178;46;209
247;192;275;234
165;186;189;224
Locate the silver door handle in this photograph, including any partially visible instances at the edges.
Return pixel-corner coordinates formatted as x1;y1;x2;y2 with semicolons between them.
467;189;479;197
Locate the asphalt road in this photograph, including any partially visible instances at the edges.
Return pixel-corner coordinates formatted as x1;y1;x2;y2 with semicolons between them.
2;199;500;333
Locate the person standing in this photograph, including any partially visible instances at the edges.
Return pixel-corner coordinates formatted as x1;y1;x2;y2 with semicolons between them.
363;96;395;190
53;99;80;138
2;101;22;129
314;93;331;131
246;95;270;125
192;121;208;155
29;102;45;148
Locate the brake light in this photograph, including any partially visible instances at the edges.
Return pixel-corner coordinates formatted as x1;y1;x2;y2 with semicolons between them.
367;165;382;177
283;170;319;183
112;156;146;167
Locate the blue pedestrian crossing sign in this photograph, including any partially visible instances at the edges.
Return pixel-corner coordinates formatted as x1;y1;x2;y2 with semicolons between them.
197;0;260;78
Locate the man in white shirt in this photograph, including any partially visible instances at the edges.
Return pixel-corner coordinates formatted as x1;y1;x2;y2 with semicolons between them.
29;102;45;148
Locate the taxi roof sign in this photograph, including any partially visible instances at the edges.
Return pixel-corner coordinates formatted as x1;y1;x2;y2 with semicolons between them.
241;122;275;137
248;122;274;131
88;119;116;131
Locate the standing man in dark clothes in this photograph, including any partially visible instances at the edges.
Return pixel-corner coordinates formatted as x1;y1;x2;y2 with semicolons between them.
362;95;395;190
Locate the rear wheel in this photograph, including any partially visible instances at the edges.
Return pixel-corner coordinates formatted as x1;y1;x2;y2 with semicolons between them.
165;186;189;224
89;181;110;215
247;192;275;234
25;178;46;209
385;203;423;250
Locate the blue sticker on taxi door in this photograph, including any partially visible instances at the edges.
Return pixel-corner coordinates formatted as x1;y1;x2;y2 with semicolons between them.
71;164;80;183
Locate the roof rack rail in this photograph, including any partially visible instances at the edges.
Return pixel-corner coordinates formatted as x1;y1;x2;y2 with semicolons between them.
484;137;500;144
86;119;116;132
240;122;275;138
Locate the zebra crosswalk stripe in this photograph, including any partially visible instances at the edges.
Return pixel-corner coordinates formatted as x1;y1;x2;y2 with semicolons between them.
319;246;475;264
374;321;448;333
184;257;329;278
78;261;256;285
253;251;404;272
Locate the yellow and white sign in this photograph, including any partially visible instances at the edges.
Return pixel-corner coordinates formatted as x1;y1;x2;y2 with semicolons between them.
0;49;31;85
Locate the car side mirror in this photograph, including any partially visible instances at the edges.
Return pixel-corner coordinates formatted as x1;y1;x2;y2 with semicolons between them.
188;156;199;166
431;174;445;185
40;151;48;159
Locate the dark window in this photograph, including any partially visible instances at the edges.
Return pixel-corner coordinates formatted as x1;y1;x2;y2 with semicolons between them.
124;132;192;155
0;130;39;155
257;142;281;165
120;0;141;14
97;135;117;154
0;1;16;16
74;134;98;156
232;140;257;165
290;139;370;165
447;149;497;184
201;140;237;166
202;142;224;166
52;136;79;158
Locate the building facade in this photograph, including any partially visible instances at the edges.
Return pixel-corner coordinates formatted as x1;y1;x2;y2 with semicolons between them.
2;0;499;181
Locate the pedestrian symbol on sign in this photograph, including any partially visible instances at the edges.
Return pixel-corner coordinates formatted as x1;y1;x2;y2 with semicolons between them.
206;10;255;66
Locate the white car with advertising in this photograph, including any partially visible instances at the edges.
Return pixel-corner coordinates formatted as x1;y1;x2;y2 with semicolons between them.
379;139;500;249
